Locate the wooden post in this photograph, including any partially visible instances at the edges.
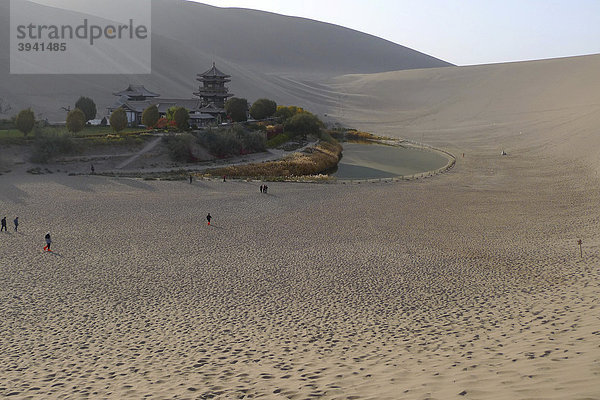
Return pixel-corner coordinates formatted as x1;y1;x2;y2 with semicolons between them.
578;239;583;258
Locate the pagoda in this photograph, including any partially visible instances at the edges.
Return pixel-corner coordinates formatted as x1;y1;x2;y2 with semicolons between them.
193;62;233;111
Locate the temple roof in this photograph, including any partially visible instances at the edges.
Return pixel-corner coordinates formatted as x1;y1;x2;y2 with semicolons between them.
198;62;231;78
113;84;160;98
198;102;225;114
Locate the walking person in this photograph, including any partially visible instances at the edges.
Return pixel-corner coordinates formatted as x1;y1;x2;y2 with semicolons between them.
43;232;52;252
13;217;19;232
263;185;268;194
91;164;95;174
206;213;212;226
189;175;193;184
0;217;6;232
260;184;263;193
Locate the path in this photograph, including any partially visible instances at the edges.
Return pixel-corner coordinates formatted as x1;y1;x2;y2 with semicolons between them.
115;136;163;170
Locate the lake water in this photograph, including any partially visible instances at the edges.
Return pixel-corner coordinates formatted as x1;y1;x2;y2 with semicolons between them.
332;142;449;180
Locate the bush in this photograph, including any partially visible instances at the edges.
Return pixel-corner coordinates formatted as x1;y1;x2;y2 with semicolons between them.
163;133;196;162
66;108;86;133
110;108;128;133
15;108;35;137
142;105;159;128
30;134;78;163
198;126;265;158
250;98;277;120
266;133;290;148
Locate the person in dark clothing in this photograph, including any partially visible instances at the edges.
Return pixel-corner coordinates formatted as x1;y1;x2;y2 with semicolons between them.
43;232;52;251
263;185;268;194
206;213;212;226
91;164;95;174
260;184;263;193
189;175;193;184
0;217;6;232
14;217;18;232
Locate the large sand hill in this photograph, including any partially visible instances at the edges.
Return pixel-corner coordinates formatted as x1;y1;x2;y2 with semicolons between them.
1;53;600;399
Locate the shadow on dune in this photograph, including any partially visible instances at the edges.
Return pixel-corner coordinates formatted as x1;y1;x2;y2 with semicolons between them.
0;183;30;205
114;178;157;192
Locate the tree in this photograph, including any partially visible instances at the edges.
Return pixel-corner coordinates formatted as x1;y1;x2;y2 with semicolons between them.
75;96;97;122
250;98;277;120
173;107;189;131
225;97;248;122
110;108;128;133
15;108;35;137
66;108;86;133
284;112;322;138
142;105;159;128
275;105;304;122
165;106;189;131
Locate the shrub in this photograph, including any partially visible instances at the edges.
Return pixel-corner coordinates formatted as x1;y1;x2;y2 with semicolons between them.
197;126;265;157
15;108;35;137
30;134;78;163
66;108;86;133
142;105;159;128
110;107;128;133
163;133;196;162
266;133;290;148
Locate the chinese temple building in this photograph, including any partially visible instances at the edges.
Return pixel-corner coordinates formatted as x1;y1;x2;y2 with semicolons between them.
108;63;233;127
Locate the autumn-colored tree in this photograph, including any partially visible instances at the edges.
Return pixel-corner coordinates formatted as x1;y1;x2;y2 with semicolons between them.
110;108;128;133
142;105;160;128
15;108;35;137
66;108;86;133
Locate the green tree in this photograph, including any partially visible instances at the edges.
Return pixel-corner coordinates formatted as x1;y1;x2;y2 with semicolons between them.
166;106;189;131
225;97;248;122
284;112;322;138
249;98;277;120
110;108;128;133
74;96;97;122
15;108;35;137
173;107;189;131
66;108;86;133
142;105;159;128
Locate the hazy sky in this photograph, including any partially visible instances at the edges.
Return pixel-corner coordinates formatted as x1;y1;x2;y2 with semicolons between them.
194;0;600;66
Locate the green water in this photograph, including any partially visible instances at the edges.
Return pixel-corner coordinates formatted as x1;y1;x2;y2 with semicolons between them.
333;142;448;179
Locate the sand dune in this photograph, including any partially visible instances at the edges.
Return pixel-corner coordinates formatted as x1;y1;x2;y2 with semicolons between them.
1;2;600;397
0;0;450;121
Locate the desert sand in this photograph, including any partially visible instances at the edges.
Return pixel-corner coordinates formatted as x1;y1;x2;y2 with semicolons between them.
2;54;600;399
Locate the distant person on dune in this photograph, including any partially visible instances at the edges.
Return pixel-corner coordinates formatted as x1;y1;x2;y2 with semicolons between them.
14;217;19;232
43;232;52;252
0;217;6;232
206;213;212;226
